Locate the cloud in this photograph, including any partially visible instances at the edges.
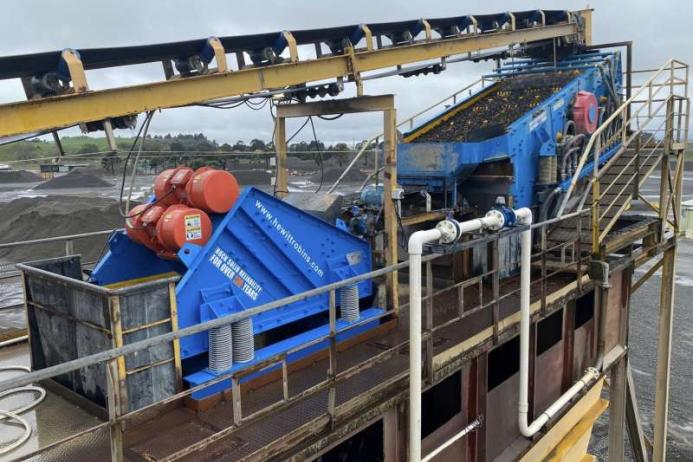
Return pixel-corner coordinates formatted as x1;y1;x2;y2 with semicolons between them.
1;0;691;143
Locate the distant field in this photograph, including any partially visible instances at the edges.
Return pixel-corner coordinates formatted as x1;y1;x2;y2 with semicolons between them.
0;136;132;163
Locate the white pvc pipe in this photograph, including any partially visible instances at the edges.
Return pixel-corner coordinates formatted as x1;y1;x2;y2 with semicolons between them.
516;208;599;437
407;206;601;459
408;228;443;462
408;211;505;462
421;417;482;462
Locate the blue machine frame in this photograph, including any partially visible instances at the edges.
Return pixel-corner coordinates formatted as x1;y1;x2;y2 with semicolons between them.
397;52;623;208
91;187;380;398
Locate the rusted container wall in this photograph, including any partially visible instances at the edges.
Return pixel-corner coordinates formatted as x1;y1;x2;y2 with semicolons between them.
119;283;178;411
533;309;564;417
573;292;596;380
24;256;111;407
421;366;471;461
485;336;522;461
605;269;626;353
470;234;521;279
22;255;179;412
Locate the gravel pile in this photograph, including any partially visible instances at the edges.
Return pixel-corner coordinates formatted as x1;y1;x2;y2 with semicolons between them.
414;71;580;143
34;168;113;190
310;166;366;183
0;170;42;183
0;196;125;263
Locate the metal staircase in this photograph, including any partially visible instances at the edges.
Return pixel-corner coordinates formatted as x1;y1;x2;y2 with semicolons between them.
549;59;689;258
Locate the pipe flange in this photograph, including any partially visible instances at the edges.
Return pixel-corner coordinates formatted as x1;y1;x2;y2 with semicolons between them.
435;220;459;244
484;209;505;231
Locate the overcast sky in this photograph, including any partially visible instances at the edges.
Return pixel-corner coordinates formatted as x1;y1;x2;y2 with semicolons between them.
1;0;691;145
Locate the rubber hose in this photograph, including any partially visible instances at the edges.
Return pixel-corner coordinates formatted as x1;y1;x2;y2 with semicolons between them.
0;365;46;455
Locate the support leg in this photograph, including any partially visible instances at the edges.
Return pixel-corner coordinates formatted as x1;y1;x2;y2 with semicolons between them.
275;117;288;199
626;360;650;462
383;107;399;315
608;355;627;461
653;246;677;462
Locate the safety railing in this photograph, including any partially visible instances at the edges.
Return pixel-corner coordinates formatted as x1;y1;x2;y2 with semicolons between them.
0;228;118;281
548;59;690;256
557;58;689;225
0;206;602;462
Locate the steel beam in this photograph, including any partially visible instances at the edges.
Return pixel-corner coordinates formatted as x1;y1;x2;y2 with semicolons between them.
274;117;288;198
626;361;650;462
608;356;627;461
653;245;677;462
0;23;576;138
383;105;399;315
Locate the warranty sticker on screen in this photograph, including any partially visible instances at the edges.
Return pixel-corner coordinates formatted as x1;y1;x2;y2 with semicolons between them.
184;214;202;240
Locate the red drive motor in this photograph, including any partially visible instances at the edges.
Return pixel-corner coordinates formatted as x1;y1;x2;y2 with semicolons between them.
156;205;213;259
126;166;240;259
186;167;240;213
572;91;599;135
125;203;166;251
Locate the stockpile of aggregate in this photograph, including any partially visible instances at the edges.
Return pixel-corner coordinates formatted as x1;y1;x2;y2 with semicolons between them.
310;166;366;183
0;196;126;263
414;71;580;143
0;170;42;183
285;157;319;172
34;168;113;190
232;169;272;186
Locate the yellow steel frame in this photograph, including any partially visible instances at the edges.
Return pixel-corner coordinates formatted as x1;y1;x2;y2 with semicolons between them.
0;23;577;138
274;95;400;315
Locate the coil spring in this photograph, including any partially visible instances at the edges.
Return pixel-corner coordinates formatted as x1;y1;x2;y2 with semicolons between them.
538;155;557;185
208;325;233;373
340;284;360;323
232;318;255;363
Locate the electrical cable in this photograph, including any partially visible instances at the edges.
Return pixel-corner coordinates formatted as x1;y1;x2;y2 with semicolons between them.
317;113;344;121
269;99;283;197
118;111;154;218
198;100;246;109
308;116;324;193
0;365;47;456
124;111;155;225
286;118;310;144
393;197;408;245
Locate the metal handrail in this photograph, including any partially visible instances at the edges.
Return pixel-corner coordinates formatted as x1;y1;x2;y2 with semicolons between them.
0;206;587;394
0;229;118;250
556;58;689;216
327;77;487;193
0;206;594;461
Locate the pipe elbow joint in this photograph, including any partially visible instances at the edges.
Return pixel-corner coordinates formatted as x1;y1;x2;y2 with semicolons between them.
515;207;533;226
407;229;442;254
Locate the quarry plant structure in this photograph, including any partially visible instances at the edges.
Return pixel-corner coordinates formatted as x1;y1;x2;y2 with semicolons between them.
0;7;688;462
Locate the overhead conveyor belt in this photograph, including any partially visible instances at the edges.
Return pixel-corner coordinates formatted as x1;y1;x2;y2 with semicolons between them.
0;10;570;80
0;9;587;138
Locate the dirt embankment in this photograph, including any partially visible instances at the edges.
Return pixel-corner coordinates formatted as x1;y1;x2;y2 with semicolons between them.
34;168;113;190
0;196;126;263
